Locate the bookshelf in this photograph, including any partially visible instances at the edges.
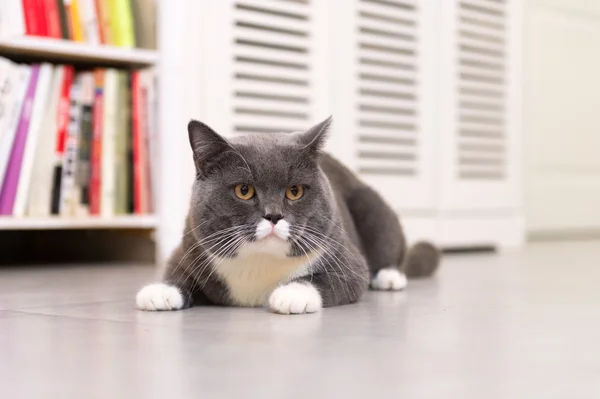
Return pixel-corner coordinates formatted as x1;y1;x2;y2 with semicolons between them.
0;1;201;264
0;38;158;232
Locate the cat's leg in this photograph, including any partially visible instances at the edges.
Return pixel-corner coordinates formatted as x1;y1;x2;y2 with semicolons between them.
136;245;197;311
346;185;409;291
268;245;370;314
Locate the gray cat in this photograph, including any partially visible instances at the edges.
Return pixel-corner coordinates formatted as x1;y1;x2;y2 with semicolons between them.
136;117;440;314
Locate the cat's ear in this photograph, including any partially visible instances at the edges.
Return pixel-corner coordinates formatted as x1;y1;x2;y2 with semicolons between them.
298;116;332;154
188;120;231;177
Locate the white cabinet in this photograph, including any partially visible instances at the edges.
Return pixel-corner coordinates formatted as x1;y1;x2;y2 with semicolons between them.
159;0;525;260
328;0;524;249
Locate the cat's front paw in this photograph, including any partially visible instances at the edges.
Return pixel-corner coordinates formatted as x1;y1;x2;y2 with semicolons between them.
268;282;322;314
371;268;408;291
136;283;184;311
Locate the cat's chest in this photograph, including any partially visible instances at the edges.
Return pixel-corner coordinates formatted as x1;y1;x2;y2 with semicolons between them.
214;241;316;307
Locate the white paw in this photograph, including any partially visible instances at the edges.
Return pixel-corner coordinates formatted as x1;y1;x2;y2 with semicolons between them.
136;283;184;311
268;282;322;314
371;268;407;291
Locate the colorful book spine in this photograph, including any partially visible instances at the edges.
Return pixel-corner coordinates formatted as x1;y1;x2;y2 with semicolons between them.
43;0;62;38
59;74;83;216
142;69;156;213
0;65;31;191
131;0;156;49
57;0;70;39
109;0;135;47
5;0;26;37
0;66;39;215
13;63;53;217
114;71;128;214
95;0;112;44
125;73;134;213
28;66;64;217
131;70;143;213
67;0;85;42
22;0;43;36
79;0;100;44
51;65;74;214
89;69;103;215
75;73;94;215
100;69;118;216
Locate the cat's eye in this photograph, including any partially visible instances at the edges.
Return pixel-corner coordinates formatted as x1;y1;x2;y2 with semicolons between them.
234;184;255;200
285;185;304;201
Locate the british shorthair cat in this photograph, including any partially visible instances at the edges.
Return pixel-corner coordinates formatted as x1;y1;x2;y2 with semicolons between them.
136;117;439;314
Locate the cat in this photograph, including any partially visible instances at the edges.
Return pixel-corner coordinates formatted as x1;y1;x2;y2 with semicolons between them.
136;117;440;314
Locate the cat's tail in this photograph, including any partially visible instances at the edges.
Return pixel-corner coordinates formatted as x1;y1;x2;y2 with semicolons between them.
403;242;441;278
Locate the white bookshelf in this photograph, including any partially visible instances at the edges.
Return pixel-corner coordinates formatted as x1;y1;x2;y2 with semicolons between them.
0;36;157;66
0;35;160;238
0;215;157;230
0;2;197;263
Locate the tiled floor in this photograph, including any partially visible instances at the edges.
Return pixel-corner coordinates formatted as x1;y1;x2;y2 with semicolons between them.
1;241;599;399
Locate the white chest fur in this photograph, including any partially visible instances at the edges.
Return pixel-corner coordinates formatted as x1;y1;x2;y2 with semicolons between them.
214;237;319;307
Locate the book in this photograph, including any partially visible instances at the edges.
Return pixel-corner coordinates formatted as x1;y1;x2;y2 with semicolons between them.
132;69;153;214
95;0;112;45
67;0;85;42
43;0;62;38
100;68;118;216
79;0;100;44
114;71;129;214
125;73;134;213
0;57;16;137
56;0;69;39
131;0;156;49
22;0;44;36
3;0;26;37
59;73;84;216
27;66;64;217
131;70;142;213
0;65;31;193
50;65;74;214
142;69;156;213
0;65;39;215
89;69;103;215
0;59;19;179
109;0;135;47
13;63;53;217
75;72;94;215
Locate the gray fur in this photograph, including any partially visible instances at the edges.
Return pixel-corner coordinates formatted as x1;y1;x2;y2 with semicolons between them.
162;117;440;309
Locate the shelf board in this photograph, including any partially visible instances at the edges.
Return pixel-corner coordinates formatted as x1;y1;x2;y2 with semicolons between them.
0;36;158;67
0;215;158;230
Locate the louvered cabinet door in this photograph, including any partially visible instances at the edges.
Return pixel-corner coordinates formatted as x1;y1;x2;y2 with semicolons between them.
329;0;436;211
438;0;521;210
199;0;330;137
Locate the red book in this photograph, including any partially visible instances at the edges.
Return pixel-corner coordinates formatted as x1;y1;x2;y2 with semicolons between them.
43;0;61;38
89;70;104;215
131;71;143;214
56;66;74;156
36;0;48;36
22;0;41;35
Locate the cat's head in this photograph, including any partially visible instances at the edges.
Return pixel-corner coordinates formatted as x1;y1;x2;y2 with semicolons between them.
187;117;335;259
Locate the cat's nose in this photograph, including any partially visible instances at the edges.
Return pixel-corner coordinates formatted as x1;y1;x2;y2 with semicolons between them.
263;213;284;225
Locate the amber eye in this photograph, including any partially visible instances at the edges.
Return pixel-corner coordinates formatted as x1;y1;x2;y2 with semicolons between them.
285;185;304;200
234;184;255;200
